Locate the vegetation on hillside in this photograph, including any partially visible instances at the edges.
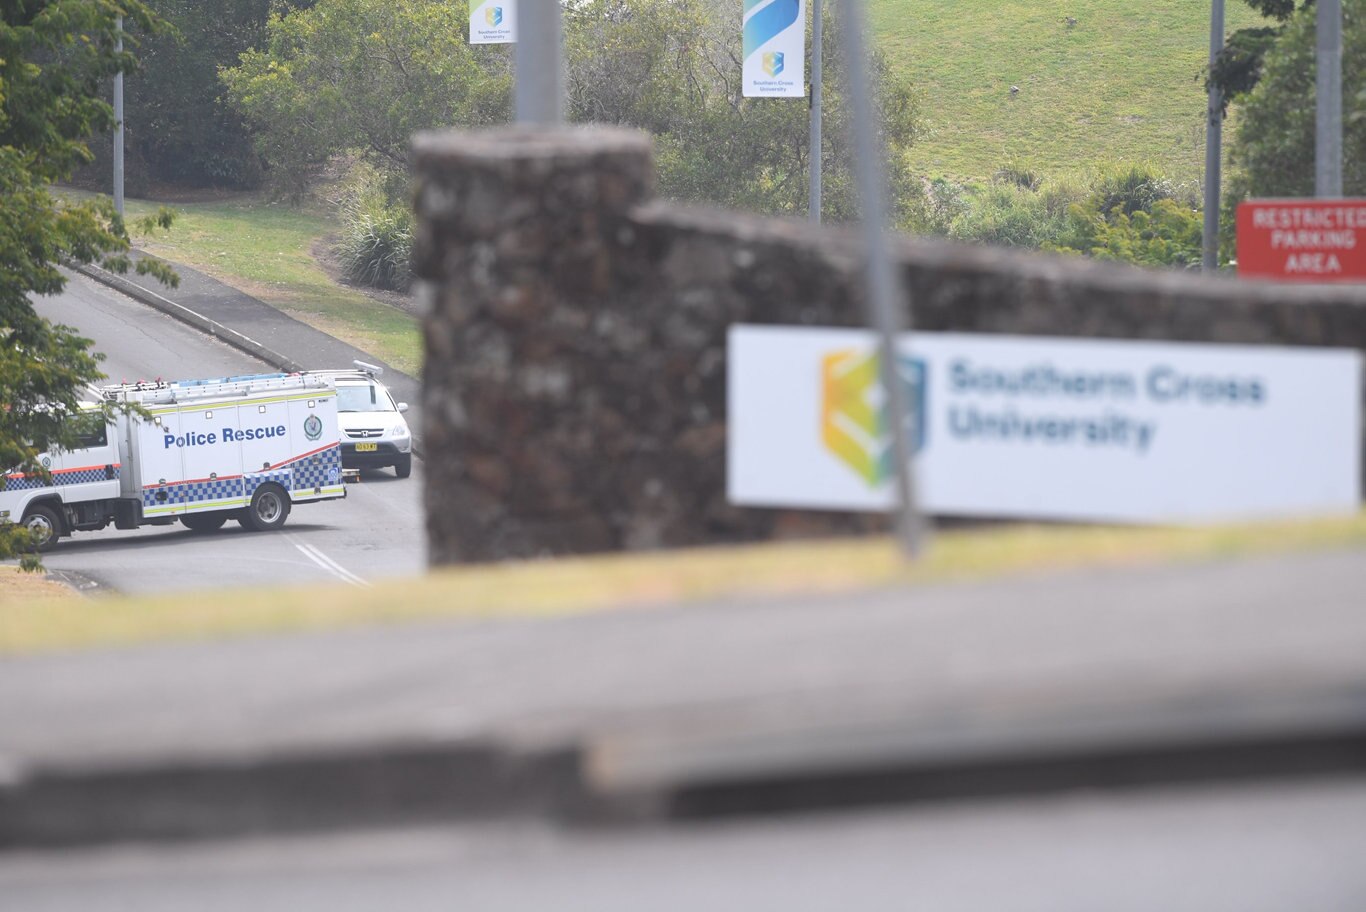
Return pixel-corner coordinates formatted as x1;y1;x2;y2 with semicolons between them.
868;0;1271;184
912;163;1204;269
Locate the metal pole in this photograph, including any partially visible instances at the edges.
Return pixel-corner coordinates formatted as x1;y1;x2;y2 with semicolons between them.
1316;0;1343;197
839;0;924;556
809;0;823;223
114;15;125;217
1202;0;1223;272
515;0;563;125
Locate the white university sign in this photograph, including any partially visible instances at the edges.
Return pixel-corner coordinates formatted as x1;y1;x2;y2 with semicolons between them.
728;325;1363;523
743;0;805;98
470;0;515;44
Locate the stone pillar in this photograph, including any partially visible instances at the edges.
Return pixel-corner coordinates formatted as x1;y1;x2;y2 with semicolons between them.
412;127;655;564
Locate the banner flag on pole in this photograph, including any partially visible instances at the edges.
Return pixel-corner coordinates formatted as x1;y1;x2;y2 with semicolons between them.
743;0;805;97
471;0;516;44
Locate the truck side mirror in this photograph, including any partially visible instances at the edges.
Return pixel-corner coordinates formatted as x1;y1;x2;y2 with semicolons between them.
397;403;409;414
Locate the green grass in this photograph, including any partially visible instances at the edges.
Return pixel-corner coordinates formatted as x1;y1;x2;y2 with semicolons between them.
79;192;422;376
870;0;1270;183
6;511;1366;654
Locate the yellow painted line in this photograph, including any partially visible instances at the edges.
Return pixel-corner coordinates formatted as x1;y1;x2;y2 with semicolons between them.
291;486;346;500
144;498;249;516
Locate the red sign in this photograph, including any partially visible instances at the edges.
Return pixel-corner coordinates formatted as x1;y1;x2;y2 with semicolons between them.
1236;199;1366;282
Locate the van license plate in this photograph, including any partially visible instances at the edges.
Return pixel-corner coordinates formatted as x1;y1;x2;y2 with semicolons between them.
355;442;378;452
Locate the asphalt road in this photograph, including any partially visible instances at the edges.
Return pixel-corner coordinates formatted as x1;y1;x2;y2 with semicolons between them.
4;776;1365;912
23;273;426;594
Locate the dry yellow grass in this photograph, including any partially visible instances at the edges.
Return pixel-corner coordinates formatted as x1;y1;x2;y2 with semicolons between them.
4;511;1366;655
0;566;79;607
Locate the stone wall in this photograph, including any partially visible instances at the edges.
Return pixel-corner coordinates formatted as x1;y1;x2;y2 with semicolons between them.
413;126;1366;565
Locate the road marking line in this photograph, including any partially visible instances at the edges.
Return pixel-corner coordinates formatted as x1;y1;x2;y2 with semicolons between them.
285;534;371;588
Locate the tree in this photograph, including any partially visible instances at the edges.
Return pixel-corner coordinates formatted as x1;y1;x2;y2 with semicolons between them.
223;0;924;223
564;0;924;223
1222;0;1364;229
72;1;324;192
1208;0;1314;111
108;0;275;189
1;1;175;567
221;0;513;200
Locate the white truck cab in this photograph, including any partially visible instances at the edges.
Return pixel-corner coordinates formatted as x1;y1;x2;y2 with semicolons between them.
1;372;346;550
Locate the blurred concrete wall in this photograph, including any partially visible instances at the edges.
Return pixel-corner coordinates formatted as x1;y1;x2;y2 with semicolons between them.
413;126;1366;564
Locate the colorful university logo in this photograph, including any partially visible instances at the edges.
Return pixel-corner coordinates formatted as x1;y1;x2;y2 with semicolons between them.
821;349;926;487
485;5;502;26
762;51;785;78
742;0;800;69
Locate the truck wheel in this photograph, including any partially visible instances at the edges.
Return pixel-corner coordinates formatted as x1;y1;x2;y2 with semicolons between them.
181;513;228;533
394;454;412;479
21;504;63;551
243;483;291;532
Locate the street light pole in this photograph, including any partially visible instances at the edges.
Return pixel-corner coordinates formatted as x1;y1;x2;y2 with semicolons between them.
515;0;563;125
1316;0;1343;197
114;15;125;217
1202;0;1223;272
839;0;925;557
809;0;823;223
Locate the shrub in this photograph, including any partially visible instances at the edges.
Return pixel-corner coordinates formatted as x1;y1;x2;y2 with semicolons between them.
947;182;1068;249
1051;197;1203;268
335;183;412;292
1087;162;1189;217
994;160;1042;191
929;160;1202;268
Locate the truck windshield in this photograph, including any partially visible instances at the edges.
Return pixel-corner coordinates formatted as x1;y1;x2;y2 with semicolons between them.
336;383;394;413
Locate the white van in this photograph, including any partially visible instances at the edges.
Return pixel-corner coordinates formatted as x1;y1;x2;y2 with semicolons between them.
308;362;413;478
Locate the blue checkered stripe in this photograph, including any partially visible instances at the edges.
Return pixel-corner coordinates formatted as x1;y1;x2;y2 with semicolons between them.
291;446;343;494
185;477;247;504
140;446;343;510
4;465;120;492
244;469;292;499
143;476;246;509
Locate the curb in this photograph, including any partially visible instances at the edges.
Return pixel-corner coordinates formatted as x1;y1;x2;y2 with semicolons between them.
42;569;104;597
69;261;305;374
0;741;597;849
5;717;1366;848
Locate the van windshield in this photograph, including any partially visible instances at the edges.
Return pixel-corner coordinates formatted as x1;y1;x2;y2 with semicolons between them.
336;383;394;413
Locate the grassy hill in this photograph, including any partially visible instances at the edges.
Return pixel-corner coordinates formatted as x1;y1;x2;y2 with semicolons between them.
870;0;1270;184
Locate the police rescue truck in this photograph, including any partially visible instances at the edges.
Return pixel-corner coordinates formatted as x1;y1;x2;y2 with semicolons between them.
1;373;346;550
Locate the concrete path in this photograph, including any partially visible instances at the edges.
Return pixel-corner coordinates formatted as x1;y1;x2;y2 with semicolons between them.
4;545;1365;846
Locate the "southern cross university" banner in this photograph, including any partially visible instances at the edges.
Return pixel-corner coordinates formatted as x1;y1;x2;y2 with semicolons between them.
470;0;515;44
743;0;805;98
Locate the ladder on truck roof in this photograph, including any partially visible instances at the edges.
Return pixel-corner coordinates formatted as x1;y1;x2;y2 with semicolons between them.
98;372;334;406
